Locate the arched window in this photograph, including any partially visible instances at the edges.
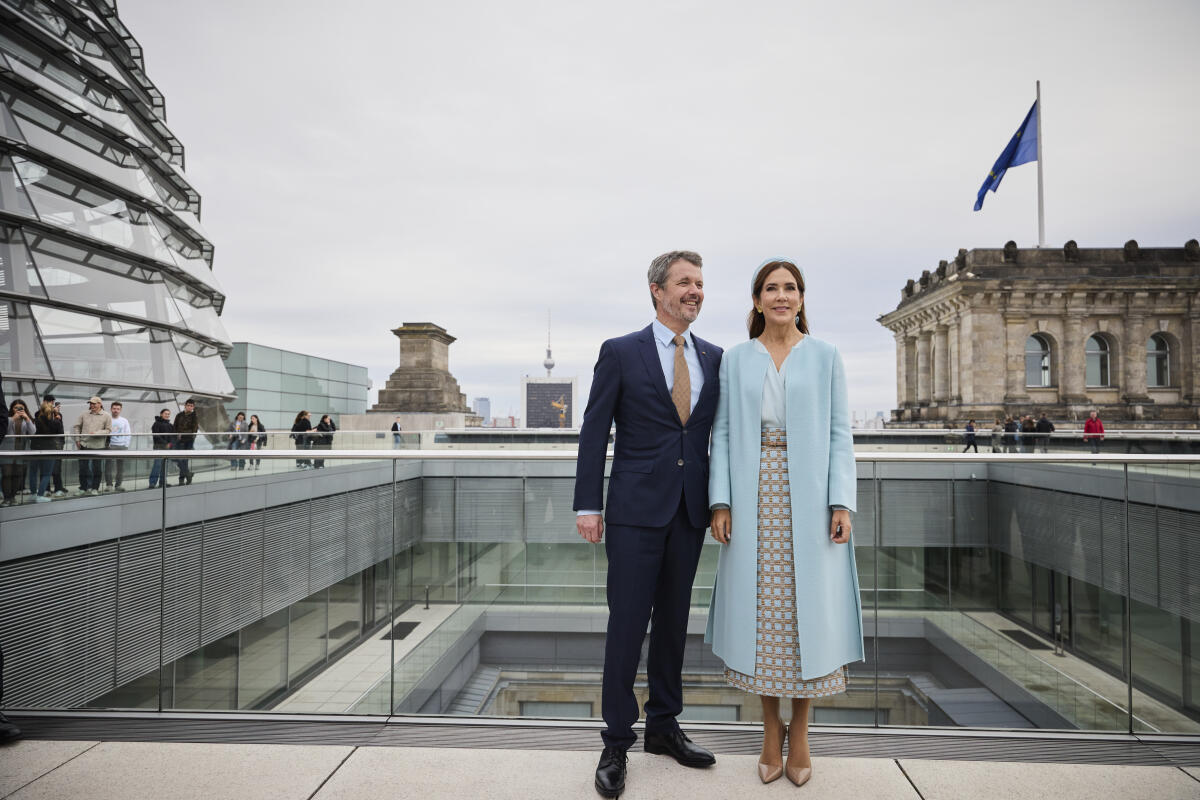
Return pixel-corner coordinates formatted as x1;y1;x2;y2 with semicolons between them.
1146;334;1170;387
1086;334;1111;387
1024;334;1052;387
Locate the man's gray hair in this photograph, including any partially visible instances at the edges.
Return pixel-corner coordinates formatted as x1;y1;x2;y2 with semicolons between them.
647;250;702;310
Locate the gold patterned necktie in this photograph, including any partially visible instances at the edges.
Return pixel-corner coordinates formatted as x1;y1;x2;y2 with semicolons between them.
671;334;690;425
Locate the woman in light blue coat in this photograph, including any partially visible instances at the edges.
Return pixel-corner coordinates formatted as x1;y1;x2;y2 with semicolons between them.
707;259;863;786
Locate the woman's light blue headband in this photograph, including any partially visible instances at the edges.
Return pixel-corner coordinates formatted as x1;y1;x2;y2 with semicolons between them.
751;257;804;294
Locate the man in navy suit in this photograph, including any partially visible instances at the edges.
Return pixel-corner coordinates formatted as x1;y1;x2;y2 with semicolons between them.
575;251;723;797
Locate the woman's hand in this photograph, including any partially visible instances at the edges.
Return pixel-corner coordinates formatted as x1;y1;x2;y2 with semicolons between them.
711;508;731;544
830;508;851;544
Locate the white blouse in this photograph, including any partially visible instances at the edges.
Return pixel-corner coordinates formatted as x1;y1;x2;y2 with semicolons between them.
755;337;805;428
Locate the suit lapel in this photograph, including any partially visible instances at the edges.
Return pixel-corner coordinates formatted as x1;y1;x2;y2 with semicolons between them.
637;326;677;416
693;335;719;415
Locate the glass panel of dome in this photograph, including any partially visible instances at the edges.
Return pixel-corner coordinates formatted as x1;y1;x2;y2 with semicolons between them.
0;299;52;377
0;99;26;143
3;92;162;203
30;240;186;326
163;276;230;344
171;332;234;396
0;155;39;220
30;304;191;389
0;226;48;298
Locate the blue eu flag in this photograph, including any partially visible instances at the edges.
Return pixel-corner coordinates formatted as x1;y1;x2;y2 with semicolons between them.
974;101;1038;211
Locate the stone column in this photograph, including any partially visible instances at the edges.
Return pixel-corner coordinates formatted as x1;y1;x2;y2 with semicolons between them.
904;336;918;407
1186;314;1200;406
1003;312;1029;403
1061;308;1088;404
894;333;908;407
948;318;961;403
1122;315;1149;402
916;331;932;405
933;325;950;403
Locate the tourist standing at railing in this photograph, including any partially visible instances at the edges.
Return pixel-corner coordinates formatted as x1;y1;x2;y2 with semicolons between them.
45;397;66;497
173;398;199;485
313;415;336;469
962;419;978;453
104;401;131;492
1036;412;1055;454
2;399;36;506
248;414;266;469
391;417;403;449
291;410;314;468
1003;415;1018;453
574;250;721;798
227;412;249;470
28;399;61;502
149;409;176;489
72;397;110;496
708;258;861;789
1020;414;1036;453
990;419;1003;453
1084;410;1105;454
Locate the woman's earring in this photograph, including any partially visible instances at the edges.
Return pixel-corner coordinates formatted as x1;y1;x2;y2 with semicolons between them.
756;307;762;313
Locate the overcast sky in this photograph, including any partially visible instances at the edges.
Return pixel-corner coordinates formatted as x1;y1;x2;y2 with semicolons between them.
117;0;1200;420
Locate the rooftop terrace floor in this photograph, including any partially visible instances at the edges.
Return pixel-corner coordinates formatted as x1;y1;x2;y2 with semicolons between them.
3;715;1200;799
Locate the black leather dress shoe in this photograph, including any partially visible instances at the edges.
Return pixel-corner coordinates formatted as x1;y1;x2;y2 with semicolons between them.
594;746;627;798
644;729;715;767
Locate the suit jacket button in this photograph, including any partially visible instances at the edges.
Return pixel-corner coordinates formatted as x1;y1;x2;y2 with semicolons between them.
677;459;684;466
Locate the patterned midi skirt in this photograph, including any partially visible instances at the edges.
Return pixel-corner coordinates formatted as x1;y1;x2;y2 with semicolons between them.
723;427;847;698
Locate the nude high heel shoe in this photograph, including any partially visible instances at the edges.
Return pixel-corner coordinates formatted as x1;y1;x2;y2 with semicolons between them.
758;720;785;784
785;720;812;787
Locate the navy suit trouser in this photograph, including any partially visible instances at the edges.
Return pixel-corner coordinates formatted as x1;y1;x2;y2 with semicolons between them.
601;495;705;750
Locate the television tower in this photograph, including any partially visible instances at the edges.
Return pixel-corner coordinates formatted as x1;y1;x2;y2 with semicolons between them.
543;310;555;376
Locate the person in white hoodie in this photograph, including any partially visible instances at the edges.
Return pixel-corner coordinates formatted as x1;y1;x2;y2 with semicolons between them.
104;401;131;492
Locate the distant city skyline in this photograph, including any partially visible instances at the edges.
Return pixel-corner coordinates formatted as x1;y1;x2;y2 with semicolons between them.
117;1;1200;420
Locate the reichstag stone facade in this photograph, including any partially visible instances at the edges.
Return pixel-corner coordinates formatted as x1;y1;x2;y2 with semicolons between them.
877;240;1200;428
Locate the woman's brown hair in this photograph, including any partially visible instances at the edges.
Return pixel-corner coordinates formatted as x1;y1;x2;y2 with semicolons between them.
748;260;808;339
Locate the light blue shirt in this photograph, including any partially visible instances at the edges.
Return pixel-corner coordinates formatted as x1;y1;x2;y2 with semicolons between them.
651;318;703;413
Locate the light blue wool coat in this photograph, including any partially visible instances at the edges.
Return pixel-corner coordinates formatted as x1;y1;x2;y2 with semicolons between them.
704;335;865;680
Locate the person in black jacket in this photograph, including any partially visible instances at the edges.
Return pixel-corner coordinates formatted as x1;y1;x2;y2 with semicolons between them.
248;414;267;469
313;414;336;469
291;410;314;469
29;399;63;501
1003;415;1018;454
1035;412;1055;453
173;398;199;484
149;408;176;489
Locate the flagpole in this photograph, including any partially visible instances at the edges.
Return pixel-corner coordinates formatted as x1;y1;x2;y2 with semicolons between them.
1036;80;1045;247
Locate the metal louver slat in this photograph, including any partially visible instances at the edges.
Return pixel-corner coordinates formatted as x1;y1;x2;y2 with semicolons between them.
880;479;954;547
393;478;421;551
116;531;162;685
309;494;346;588
162;523;202;664
1127;503;1158;606
422;477;454;542
200;512;263;643
456;478;522;542
346;486;374;574
372;484;393;563
262;501;310;616
1154;507;1194;619
1100;497;1128;596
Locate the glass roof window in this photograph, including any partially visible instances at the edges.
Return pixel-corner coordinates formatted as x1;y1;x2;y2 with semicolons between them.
0;30;124;114
1;91;164;204
0;225;48;299
0;298;52;378
0;153;39;220
27;231;189;328
30;302;192;389
11;154;180;266
164;275;230;346
0;44;142;144
172;331;234;396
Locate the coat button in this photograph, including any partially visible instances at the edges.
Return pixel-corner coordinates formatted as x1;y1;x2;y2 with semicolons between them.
677;459;684;466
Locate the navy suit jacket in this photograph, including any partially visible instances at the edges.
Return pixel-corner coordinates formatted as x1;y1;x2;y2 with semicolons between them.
573;325;723;530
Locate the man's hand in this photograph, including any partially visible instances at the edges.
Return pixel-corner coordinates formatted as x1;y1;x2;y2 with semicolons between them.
577;513;604;544
710;508;731;544
830;508;852;544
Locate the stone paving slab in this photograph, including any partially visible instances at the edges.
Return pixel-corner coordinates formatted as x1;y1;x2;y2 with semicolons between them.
900;758;1200;800
2;741;351;800
0;740;97;798
312;747;920;800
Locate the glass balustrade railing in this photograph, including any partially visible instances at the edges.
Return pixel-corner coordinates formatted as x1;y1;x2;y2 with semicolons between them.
0;449;1197;737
